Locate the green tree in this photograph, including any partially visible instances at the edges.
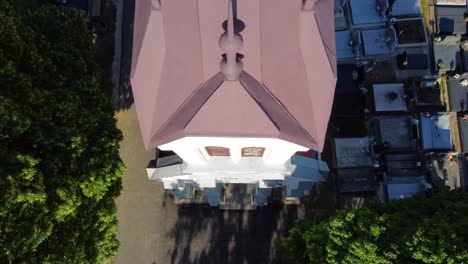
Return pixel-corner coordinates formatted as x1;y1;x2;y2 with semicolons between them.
0;0;124;263
279;191;468;264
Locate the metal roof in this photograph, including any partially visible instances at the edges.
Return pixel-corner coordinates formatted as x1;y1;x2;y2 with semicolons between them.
131;0;337;151
420;113;453;150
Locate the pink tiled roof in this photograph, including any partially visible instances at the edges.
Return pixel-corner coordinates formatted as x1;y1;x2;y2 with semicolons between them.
131;0;336;151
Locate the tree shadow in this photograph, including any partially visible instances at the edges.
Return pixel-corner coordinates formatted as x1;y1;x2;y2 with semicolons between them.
167;204;297;264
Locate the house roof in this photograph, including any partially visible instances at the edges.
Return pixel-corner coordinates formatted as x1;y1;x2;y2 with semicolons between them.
436;6;468;34
390;0;422;16
334;137;374;168
361;28;397;56
350;0;388;25
131;0;337;151
433;36;462;72
373;83;408;112
448;73;468;111
436;0;467;6
336;30;360;59
377;116;416;149
420;113;453;150
458;117;468;152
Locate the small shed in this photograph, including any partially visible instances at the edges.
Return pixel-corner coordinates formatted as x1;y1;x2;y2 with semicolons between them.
350;0;388;26
447;73;468;112
336;31;361;60
376;116;418;149
433;36;462;72
436;6;468;35
390;0;422;16
420;113;453;150
361;28;397;56
334;137;374;168
373;83;408;112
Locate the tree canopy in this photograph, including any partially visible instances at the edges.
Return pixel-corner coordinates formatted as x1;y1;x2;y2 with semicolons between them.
279;191;468;264
0;0;124;263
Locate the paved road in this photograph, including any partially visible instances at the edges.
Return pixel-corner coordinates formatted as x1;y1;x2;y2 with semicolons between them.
113;106;297;264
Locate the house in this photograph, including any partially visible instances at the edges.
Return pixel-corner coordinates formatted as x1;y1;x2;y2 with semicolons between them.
436;0;467;5
131;0;336;208
447;73;468;112
458;116;468;152
387;177;427;200
420;113;453;150
333;137;375;168
375;116;418;150
361;27;398;56
336;30;361;60
389;0;422;17
349;0;388;26
373;83;408;112
436;6;468;35
433;35;462;72
338;168;377;193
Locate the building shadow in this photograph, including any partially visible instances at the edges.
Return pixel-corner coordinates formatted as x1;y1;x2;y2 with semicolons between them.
167;204;297;264
115;0;135;110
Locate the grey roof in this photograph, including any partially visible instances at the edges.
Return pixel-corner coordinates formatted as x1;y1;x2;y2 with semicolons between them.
377;116;417;149
373;83;408;112
458;117;468;152
420;113;453;150
436;0;467;5
448;73;468;111
385;153;422;177
436;6;468;34
361;28;397;56
350;0;388;25
334;137;374;168
433;36;462;72
336;31;360;59
390;0;422;16
338;168;376;193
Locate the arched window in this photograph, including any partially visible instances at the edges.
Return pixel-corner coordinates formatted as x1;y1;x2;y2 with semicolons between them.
241;147;265;157
205;146;230;156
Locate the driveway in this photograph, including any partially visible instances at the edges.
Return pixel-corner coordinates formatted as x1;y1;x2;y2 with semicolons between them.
113;106;297;264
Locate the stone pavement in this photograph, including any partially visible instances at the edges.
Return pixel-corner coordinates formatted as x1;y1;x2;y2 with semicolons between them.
113;106;297;264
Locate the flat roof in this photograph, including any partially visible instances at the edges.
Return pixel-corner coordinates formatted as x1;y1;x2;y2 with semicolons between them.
458;117;468;152
373;83;408;112
390;0;422;16
420;113;453;150
335;0;348;30
436;0;467;5
338;168;376;193
448;73;468;112
350;0;388;25
377;116;416;149
336;31;359;59
433;36;462;72
385;153;422;177
361;28;397;56
436;6;468;34
387;182;425;200
334;137;374;168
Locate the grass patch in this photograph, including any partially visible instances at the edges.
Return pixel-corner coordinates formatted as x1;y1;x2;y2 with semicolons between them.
421;0;432;35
